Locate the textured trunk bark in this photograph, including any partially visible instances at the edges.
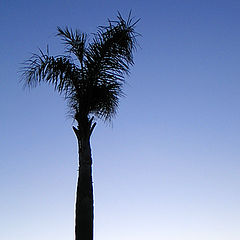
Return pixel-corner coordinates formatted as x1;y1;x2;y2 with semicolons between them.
73;117;96;240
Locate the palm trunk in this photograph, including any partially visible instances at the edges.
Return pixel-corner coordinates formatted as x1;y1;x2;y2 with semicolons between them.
73;117;96;240
75;138;93;240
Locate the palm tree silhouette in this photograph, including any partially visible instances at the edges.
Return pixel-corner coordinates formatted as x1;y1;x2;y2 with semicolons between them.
22;12;139;240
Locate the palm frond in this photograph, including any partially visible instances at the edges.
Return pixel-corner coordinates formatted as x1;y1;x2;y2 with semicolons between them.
81;12;139;120
84;12;139;85
21;49;82;95
57;27;87;65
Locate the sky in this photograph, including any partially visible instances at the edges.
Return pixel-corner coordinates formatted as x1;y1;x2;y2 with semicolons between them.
1;0;240;239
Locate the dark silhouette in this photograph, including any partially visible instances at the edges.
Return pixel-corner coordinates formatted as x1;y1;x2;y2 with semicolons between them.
21;12;139;240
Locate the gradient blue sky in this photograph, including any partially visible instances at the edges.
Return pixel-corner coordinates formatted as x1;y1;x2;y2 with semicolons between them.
1;0;240;239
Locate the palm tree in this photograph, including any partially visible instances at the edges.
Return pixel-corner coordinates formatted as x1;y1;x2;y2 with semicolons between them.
21;12;139;240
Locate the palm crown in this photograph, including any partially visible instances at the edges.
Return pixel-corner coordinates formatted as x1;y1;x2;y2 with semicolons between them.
22;13;139;124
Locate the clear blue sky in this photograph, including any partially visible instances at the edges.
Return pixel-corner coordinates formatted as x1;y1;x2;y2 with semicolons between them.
1;0;240;239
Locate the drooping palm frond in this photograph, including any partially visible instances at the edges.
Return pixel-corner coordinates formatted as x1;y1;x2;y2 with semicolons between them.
22;49;79;93
68;78;124;121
